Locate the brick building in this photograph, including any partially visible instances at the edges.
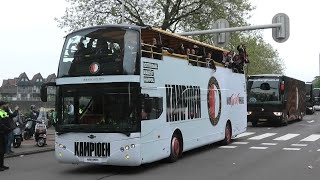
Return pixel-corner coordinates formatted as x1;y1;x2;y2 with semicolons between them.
0;72;56;102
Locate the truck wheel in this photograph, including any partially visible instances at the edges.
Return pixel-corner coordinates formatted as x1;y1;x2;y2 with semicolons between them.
282;114;288;126
252;120;258;127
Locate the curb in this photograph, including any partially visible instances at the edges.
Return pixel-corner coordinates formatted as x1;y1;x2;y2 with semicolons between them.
4;147;55;158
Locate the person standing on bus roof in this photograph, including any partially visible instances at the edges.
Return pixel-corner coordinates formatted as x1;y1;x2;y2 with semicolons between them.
0;101;11;171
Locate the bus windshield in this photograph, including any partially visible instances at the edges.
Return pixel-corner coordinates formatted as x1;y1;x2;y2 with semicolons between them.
55;83;141;133
247;78;280;104
58;27;140;77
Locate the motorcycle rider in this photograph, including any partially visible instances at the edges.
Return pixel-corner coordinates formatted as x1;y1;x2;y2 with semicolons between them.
28;105;39;135
0;101;11;171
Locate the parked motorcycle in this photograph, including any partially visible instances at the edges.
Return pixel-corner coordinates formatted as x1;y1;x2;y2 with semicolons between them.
34;119;47;147
13;121;23;148
23;118;35;140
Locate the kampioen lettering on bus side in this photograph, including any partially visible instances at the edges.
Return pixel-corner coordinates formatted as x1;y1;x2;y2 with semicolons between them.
74;142;110;157
166;84;201;122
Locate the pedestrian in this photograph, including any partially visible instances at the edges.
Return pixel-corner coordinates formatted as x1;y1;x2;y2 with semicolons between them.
0;101;11;171
2;102;18;154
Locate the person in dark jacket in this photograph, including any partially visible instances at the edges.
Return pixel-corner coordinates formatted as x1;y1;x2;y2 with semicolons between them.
2;102;18;154
0;101;11;171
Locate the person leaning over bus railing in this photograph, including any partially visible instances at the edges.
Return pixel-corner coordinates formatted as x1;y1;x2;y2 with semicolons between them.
189;48;198;66
222;50;234;69
141;40;152;58
151;38;162;60
205;52;216;71
175;43;185;55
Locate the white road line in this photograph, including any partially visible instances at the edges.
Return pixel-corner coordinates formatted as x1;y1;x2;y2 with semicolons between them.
261;143;278;146
283;148;301;151
273;134;300;141
317;149;320;152
300;134;320;142
248;133;277;140
219;146;237;149
232;142;249;145
291;144;308;147
234;132;256;139
307;120;315;123
250;147;268;150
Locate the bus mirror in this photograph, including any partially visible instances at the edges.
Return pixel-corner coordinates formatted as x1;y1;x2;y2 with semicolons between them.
40;84;48;102
40;82;56;102
280;81;285;94
260;83;270;90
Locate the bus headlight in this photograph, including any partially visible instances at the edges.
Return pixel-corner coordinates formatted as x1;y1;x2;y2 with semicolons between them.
273;112;282;116
59;144;66;149
247;111;252;115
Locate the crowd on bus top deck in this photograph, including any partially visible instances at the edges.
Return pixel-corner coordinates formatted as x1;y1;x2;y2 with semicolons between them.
71;36;249;73
72;38;122;63
142;37;249;73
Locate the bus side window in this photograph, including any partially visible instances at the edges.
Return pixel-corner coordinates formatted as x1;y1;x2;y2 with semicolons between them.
142;97;163;120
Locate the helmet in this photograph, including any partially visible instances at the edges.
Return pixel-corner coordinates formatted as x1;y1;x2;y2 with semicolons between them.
30;105;36;110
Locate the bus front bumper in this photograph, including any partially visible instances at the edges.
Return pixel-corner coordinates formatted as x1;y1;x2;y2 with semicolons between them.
54;138;142;166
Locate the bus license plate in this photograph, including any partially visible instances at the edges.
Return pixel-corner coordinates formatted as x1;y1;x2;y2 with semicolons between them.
84;158;102;163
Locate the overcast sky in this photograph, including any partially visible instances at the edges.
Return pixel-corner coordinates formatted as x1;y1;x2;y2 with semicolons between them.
0;0;318;85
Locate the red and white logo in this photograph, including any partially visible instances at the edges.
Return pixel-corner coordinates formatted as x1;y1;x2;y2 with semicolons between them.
89;62;100;74
207;77;222;126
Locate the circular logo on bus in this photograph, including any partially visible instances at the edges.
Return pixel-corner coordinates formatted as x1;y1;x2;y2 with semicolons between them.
89;62;100;74
207;77;222;126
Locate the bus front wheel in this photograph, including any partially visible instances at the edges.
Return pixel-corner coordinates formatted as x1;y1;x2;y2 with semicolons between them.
168;133;182;163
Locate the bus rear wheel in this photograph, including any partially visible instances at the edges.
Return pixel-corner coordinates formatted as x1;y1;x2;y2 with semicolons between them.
222;122;232;145
168;133;182;163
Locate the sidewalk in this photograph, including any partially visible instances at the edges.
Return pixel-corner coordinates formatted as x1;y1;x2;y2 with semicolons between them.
4;127;55;158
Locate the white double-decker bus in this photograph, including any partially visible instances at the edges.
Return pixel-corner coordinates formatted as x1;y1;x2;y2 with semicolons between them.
41;24;247;166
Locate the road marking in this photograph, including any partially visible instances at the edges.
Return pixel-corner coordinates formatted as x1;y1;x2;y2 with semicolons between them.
291;144;308;147
283;148;301;151
317;149;320;152
232;142;249;145
250;147;268;150
261;143;278;146
307;120;315;123
219;146;237;149
248;133;277;140
273;134;300;141
234;132;255;139
300;134;320;142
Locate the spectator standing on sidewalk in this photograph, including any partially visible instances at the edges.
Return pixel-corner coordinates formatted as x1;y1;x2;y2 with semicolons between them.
0;101;11;171
2;102;18;154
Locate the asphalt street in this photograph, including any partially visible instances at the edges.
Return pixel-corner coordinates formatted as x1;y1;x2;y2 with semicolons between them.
1;113;320;180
